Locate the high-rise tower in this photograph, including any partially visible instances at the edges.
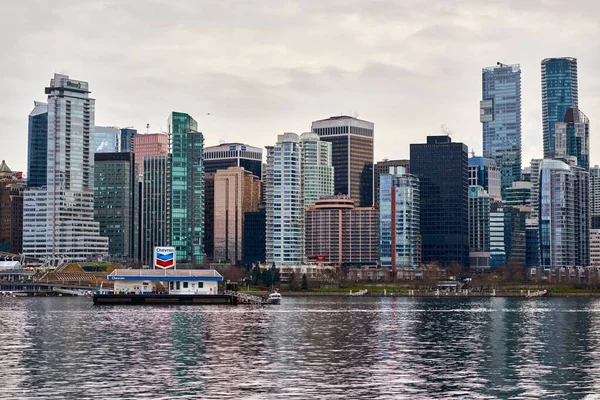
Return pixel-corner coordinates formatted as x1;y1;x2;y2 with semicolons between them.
27;102;48;188
481;63;522;195
541;58;578;159
167;112;205;264
311;116;374;206
300;132;334;206
23;74;108;263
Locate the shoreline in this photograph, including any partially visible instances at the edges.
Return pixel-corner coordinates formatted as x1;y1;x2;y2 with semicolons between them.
243;290;600;298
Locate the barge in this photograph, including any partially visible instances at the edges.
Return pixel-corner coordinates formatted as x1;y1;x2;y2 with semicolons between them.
92;269;239;305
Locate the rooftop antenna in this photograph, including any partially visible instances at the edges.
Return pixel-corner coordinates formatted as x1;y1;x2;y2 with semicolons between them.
146;123;150;134
471;150;476;158
497;61;507;67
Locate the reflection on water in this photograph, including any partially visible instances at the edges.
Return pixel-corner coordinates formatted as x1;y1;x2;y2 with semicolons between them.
2;296;600;398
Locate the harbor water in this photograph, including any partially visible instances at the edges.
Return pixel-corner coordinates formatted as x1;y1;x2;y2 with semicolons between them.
2;296;600;399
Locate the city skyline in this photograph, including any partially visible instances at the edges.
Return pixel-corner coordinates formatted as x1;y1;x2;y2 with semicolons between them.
3;2;600;174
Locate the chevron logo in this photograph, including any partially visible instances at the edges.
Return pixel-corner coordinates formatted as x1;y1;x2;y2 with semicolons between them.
154;247;176;269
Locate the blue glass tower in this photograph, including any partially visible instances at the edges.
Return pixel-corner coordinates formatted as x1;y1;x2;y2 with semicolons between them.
27;101;48;187
481;64;521;195
541;57;578;159
120;128;137;152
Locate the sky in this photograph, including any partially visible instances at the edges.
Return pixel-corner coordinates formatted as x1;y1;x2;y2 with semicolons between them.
2;0;599;173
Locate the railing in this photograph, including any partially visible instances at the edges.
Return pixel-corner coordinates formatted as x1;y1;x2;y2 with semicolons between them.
224;290;265;304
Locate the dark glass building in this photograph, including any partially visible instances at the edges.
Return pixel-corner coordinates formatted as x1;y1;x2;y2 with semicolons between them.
120;127;138;153
410;135;469;267
541;57;578;159
94;152;138;261
243;208;266;267
204;143;262;177
311;116;374;207
203;172;215;261
27;101;48;187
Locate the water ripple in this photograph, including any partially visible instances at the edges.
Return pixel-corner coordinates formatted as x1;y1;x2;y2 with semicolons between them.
1;296;600;398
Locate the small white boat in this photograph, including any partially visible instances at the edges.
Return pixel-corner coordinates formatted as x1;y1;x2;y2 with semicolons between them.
267;292;282;305
526;289;547;299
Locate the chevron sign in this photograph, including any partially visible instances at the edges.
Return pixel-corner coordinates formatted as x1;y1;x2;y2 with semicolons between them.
154;247;176;269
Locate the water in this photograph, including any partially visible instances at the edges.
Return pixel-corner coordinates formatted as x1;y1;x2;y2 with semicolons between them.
2;296;600;399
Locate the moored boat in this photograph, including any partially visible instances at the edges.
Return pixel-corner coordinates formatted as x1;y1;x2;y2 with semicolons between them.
267;291;282;305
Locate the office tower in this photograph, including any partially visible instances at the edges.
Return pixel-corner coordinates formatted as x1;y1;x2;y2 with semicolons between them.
120;128;137;153
168;112;205;264
305;196;378;267
379;167;420;269
374;159;410;206
213;167;261;264
538;158;589;268
311;116;374;206
204;143;263;177
94;152;138;260
242;208;267;267
93;126;120;153
504;181;532;207
265;133;304;265
542;57;578;158
0;161;23;253
529;159;542;220
591;229;600;266
410;136;469;267
554;107;589;169
468;186;491;270
591;166;600;229
27;101;48;187
490;201;526;268
23;74;108;262
468;156;501;200
243;207;266;267
133;133;169;176
526;219;540;267
481;63;522;194
300;132;334;206
204;173;215;261
141;155;170;266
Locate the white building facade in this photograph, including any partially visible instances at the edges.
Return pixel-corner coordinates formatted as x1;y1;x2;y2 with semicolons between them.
265;133;305;265
23;74;108;263
300;132;334;206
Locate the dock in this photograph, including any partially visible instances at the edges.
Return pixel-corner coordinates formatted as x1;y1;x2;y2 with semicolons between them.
93;293;235;305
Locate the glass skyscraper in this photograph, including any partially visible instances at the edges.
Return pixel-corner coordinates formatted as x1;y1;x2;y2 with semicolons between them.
27;101;48;188
481;64;522;195
168;112;205;264
541;57;578;159
120;128;137;152
379;167;421;269
410;136;469;267
94;152;138;260
538;158;589;268
554;107;589;169
93;126;120;153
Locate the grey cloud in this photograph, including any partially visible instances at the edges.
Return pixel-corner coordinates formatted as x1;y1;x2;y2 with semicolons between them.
1;0;600;172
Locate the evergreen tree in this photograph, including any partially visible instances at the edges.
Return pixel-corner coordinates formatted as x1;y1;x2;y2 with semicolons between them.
289;271;297;291
301;273;309;291
271;266;281;286
251;266;262;286
262;268;273;288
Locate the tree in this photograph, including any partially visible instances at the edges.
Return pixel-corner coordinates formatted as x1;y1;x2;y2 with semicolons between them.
251;266;262;286
262;268;273;288
271;266;281;286
448;261;462;279
289;271;297;291
301;273;309;291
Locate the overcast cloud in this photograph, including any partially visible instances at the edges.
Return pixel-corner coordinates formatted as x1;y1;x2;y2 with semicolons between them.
2;0;599;172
